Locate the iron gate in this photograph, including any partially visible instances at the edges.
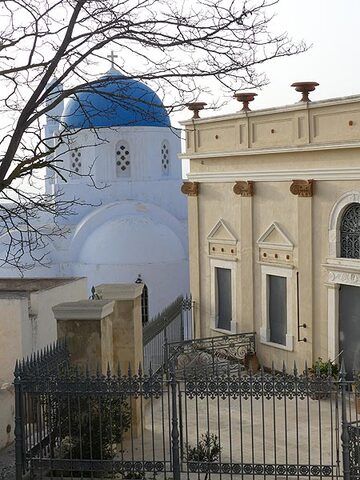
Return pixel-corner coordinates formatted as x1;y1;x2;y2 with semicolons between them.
14;339;360;480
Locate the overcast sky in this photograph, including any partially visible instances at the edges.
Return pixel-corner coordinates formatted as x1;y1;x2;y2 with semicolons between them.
176;0;360;124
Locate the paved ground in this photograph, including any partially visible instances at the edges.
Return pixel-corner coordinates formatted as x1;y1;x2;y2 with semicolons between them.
0;442;15;479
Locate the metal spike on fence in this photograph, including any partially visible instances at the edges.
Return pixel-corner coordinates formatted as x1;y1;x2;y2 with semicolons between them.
340;358;347;379
282;361;286;374
328;361;332;377
96;363;100;377
138;362;142;377
107;363;111;378
117;362;121;378
128;362;132;377
271;361;275;375
294;360;298;377
304;360;308;376
14;360;20;377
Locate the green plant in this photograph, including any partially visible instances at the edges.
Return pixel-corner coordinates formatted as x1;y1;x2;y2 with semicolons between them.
186;432;221;480
309;357;339;378
123;472;145;479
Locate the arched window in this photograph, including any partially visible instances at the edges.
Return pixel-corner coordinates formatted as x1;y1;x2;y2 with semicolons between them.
161;140;170;175
115;142;130;177
70;147;82;174
340;203;360;258
135;274;149;324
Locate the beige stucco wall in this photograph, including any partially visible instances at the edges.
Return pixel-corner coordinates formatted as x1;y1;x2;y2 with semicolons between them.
183;94;360;371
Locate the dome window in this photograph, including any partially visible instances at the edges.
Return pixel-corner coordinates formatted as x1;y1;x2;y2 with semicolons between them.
115;142;130;177
161;140;170;176
70;148;82;174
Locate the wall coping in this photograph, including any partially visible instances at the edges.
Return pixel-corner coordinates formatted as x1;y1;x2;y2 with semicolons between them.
52;300;115;320
95;283;144;301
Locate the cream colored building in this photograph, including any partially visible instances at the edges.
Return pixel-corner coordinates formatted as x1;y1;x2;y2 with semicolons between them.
0;277;87;449
181;92;360;372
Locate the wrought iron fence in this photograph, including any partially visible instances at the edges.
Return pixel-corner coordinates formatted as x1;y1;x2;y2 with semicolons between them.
166;330;256;373
143;295;192;373
14;339;360;480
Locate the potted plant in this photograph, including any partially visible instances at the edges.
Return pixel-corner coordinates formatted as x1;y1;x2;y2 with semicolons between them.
186;432;221;480
307;357;339;400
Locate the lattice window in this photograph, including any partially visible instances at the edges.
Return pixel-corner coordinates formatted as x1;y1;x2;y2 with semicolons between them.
340;203;360;258
115;142;130;177
70;148;82;174
161;141;170;175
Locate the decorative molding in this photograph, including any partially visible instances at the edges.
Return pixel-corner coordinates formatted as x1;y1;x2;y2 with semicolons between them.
207;218;237;246
323;258;360;286
290;179;314;197
233;180;254;196
184;167;360;183
181;181;199;196
180;141;360;161
329;270;360;286
180;93;360;127
257;222;294;251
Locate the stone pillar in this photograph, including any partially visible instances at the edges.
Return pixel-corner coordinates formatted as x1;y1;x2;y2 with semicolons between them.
239;195;254;333
95;284;144;374
53;300;115;374
95;284;144;438
186;194;201;338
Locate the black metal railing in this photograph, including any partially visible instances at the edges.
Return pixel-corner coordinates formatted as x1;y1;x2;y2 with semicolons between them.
166;330;256;373
14;339;360;480
143;294;192;373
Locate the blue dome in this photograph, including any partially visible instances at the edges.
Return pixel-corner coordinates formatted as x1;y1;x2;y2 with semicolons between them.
62;69;170;129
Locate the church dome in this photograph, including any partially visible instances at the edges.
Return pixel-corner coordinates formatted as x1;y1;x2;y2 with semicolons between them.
62;68;170;129
79;215;185;265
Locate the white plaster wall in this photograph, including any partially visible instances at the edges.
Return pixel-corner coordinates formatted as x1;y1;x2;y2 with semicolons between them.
49;126;185;223
0;296;27;448
0;278;87;450
73;260;189;318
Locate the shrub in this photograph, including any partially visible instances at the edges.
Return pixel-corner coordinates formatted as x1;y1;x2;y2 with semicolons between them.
186;432;221;480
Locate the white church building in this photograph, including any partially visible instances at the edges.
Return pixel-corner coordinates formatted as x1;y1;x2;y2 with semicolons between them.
1;66;189;318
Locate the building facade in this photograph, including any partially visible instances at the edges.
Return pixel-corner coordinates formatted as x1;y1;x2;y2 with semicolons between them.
181;92;360;372
0;68;189;317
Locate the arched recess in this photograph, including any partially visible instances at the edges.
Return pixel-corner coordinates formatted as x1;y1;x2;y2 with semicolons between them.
328;191;360;257
69;200;188;262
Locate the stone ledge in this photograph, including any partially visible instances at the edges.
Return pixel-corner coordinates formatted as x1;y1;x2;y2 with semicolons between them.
52;300;115;320
95;283;143;300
